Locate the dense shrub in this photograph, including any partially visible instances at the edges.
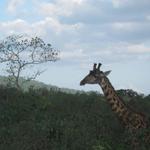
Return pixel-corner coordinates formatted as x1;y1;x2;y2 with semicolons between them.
0;86;149;150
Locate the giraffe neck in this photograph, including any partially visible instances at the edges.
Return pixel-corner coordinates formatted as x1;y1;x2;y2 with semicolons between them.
99;77;128;118
99;77;147;129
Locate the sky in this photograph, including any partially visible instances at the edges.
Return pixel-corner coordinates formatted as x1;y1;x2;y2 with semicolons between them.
0;0;150;94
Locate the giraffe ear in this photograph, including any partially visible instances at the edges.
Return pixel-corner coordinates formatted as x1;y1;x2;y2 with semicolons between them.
104;70;111;76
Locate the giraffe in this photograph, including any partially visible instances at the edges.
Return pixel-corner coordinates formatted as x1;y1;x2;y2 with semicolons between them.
80;63;149;148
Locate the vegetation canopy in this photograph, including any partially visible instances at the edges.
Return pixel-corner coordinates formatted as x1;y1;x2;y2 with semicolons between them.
0;35;59;89
0;86;149;150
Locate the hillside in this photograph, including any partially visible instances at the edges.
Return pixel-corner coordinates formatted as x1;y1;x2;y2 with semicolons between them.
0;76;146;97
0;76;80;94
0;85;149;150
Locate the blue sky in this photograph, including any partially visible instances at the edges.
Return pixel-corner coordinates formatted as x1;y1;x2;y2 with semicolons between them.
0;0;150;94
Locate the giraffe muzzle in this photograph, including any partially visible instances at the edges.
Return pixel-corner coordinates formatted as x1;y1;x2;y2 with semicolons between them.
80;80;85;86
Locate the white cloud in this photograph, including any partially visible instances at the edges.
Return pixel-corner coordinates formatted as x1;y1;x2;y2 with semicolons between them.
127;44;150;53
60;49;86;59
112;0;128;8
1;0;150;64
0;17;83;40
112;22;135;31
0;19;30;36
100;42;150;54
112;0;150;9
37;0;86;17
7;0;25;13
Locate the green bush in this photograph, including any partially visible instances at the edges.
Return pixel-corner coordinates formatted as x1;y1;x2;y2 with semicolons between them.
0;86;149;150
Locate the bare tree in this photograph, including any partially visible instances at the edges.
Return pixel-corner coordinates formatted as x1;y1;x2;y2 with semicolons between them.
0;35;59;89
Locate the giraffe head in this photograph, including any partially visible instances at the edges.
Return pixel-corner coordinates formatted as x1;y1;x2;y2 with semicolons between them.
80;63;111;86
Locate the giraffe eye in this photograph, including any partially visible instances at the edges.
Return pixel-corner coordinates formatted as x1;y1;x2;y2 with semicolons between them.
90;71;94;74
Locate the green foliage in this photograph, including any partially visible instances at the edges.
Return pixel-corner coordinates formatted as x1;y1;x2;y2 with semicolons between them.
0;86;149;150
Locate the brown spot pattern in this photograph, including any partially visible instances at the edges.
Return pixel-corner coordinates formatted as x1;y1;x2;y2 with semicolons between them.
101;77;148;130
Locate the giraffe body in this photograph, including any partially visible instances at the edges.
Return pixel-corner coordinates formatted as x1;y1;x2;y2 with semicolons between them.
80;63;148;131
100;76;147;130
